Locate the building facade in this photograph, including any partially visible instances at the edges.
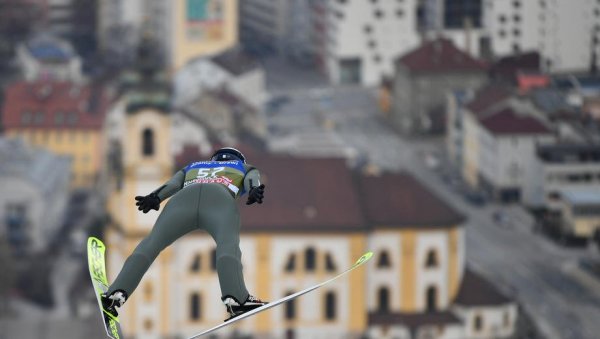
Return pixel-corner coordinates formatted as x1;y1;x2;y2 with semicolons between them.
98;0;238;71
460;94;555;203
1;80;109;187
484;0;600;73
392;38;488;134
320;0;420;86
170;0;238;70
0;138;71;254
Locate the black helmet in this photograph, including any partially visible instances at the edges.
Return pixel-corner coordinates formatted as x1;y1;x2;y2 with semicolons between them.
211;147;246;163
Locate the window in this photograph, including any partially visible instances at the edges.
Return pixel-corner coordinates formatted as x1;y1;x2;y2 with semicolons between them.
210;248;217;271
337;0;347;3
285;291;296;320
513;14;521;22
378;287;390;312
325;253;337;272
377;250;391;268
191;253;202;272
513;0;521;8
34;112;45;124
512;43;521;53
144;283;153;301
498;15;506;23
335;10;344;19
54;112;64;125
396;9;404;17
364;25;372;34
142;128;154;156
368;40;377;48
425;249;438;268
21;111;32;124
503;311;510;328
144;318;153;330
474;314;483;332
373;55;382;63
285;254;296;272
374;9;384;18
426;286;437;312
498;30;506;38
324;292;337;320
513;28;521;37
305;248;316;271
190;293;201;320
66;112;78;125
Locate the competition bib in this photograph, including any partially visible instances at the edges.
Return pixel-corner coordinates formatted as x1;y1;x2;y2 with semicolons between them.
183;161;246;195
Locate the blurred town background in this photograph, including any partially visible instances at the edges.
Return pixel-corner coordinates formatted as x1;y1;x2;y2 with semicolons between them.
1;0;600;338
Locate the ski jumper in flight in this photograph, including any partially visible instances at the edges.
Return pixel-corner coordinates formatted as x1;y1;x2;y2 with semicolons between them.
101;147;267;320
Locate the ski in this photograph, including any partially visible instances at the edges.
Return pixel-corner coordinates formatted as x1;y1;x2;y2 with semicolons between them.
87;236;124;339
187;251;373;339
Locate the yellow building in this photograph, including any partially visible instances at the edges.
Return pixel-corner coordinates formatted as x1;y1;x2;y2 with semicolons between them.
1;80;109;187
104;134;517;338
170;0;238;71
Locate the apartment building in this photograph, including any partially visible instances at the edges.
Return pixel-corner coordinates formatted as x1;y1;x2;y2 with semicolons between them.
485;0;600;73
320;0;420;85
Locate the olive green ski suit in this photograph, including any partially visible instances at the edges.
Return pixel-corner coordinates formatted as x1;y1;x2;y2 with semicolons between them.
107;160;261;303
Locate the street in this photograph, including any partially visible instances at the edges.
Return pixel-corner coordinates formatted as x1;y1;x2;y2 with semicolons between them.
267;85;600;339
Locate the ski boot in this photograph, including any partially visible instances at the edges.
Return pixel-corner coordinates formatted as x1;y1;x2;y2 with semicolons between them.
100;289;128;317
222;294;268;322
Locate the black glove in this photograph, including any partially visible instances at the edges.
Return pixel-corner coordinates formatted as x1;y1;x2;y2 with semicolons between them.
246;184;265;205
135;193;161;213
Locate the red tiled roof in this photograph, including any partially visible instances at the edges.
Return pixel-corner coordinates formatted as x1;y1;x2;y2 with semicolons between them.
454;269;513;306
359;172;464;228
398;38;488;74
174;148;465;231
1;80;108;130
479;108;551;135
239;154;365;232
465;85;512;115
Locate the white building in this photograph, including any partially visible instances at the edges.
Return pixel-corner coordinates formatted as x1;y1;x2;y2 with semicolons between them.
484;0;600;73
322;0;420;86
0;138;71;254
16;34;83;82
461;94;555;203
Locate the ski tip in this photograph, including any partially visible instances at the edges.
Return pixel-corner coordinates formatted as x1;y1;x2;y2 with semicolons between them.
354;251;373;266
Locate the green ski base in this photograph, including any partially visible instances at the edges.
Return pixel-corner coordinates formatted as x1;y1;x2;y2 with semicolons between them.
87;237;124;339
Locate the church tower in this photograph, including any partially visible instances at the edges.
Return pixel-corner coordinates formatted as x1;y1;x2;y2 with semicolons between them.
105;35;174;339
